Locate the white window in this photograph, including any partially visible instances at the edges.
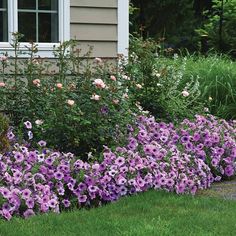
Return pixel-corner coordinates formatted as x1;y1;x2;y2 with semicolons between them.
0;0;70;57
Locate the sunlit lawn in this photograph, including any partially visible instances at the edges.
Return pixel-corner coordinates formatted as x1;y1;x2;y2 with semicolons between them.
1;190;236;236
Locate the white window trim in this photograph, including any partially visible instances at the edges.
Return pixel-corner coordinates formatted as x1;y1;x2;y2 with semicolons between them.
118;0;129;57
0;0;70;58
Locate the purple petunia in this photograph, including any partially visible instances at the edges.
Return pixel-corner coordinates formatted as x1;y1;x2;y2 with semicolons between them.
24;121;32;129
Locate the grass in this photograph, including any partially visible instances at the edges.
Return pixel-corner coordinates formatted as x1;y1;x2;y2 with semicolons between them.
159;54;236;119
1;190;236;236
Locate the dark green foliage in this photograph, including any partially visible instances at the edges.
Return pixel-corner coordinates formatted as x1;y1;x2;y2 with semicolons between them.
123;36;205;122
0;34;137;158
0;113;9;152
197;0;236;56
130;0;201;51
130;0;236;55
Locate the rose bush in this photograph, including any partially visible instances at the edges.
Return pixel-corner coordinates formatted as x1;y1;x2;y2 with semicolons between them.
0;36;137;157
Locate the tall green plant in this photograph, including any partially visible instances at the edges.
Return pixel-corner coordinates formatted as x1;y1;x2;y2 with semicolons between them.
196;0;236;55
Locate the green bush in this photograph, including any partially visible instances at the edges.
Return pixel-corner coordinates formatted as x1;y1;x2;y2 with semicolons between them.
0;113;9;152
124;36;236;121
0;33;137;157
123;36;205;122
196;0;236;55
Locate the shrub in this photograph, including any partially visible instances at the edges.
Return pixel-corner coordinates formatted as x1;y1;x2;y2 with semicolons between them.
0;34;137;157
124;37;236;120
0;114;10;152
123;36;205;122
196;0;236;55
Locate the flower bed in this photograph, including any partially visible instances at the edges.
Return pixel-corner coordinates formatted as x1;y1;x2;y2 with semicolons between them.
0;115;235;220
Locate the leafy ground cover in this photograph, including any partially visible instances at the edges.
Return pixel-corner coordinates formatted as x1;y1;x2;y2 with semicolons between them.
0;190;236;236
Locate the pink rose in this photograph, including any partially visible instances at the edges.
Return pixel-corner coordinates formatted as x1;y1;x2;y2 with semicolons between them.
182;90;189;97
33;79;40;86
0;56;8;62
93;79;106;89
110;75;116;81
0;82;5;87
113;99;119;104
91;94;100;101
56;83;63;89
94;57;102;63
67;99;75;106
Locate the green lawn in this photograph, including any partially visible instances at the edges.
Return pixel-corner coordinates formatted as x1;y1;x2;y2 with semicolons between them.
1;190;236;236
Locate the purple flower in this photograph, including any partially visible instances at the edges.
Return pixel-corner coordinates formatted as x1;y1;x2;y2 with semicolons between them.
48;199;58;208
24;121;32;129
1;209;12;221
78;195;87;203
21;189;31;199
176;183;186;194
26;198;35;209
54;171;64;180
225;165;234;177
62;199;71;208
115;156;125;166
7;131;15;140
23;209;35;218
88;186;99;193
28;131;33;140
14;152;24;163
100;106;109;114
78;183;87;192
38;140;47;147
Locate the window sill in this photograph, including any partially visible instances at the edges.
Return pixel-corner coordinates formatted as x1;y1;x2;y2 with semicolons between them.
0;42;60;58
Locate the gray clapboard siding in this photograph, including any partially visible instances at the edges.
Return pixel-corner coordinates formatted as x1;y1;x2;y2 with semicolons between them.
70;0;118;58
77;42;117;58
71;7;117;24
71;24;117;41
70;0;117;8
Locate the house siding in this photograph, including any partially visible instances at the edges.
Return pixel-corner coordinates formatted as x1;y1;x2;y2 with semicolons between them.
70;0;118;58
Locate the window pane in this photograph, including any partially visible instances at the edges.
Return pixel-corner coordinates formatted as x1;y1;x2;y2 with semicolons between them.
0;0;7;8
0;12;8;42
39;13;58;42
18;13;36;42
18;0;36;10
39;0;58;10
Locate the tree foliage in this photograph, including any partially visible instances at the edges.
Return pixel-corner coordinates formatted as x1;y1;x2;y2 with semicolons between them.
130;0;236;54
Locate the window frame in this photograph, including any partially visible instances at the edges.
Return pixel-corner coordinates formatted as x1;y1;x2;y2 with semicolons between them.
0;0;70;57
118;0;129;57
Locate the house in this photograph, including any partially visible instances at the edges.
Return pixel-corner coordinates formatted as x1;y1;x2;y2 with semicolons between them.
0;0;129;58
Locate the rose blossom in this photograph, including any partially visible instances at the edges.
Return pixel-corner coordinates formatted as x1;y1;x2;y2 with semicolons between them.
110;75;116;81
93;79;106;89
67;100;75;106
35;119;44;126
94;57;102;63
113;99;119;104
56;83;63;89
182;90;189;97
91;94;100;101
33;79;40;86
0;55;8;61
